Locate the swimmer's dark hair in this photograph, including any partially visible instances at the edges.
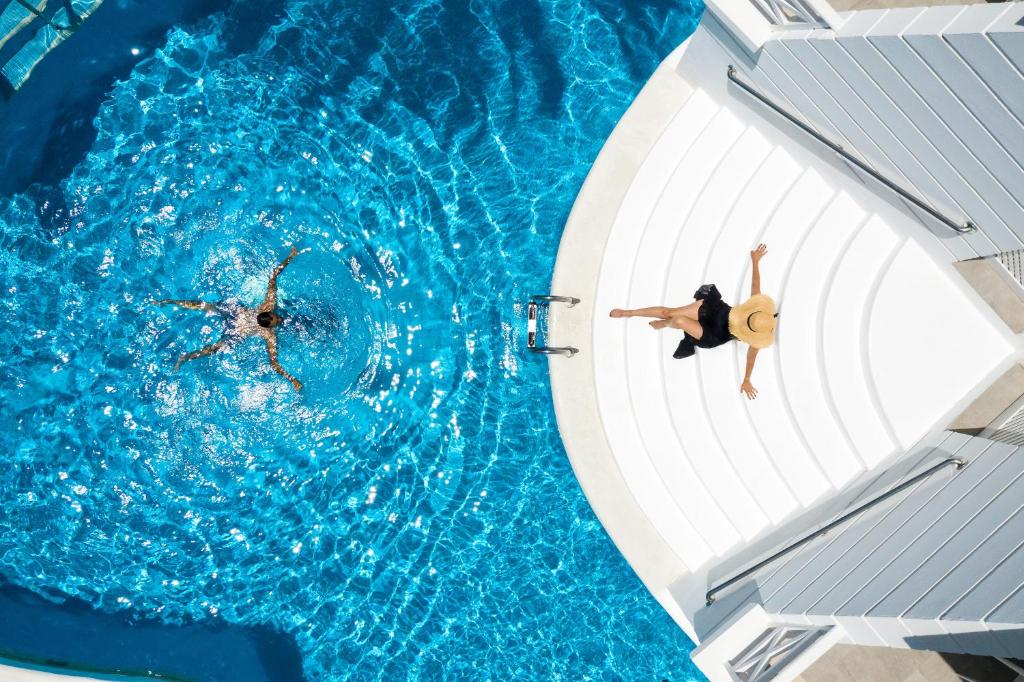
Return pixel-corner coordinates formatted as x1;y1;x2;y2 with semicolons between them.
257;311;275;328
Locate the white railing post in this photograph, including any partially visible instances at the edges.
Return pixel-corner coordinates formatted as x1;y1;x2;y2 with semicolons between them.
795;0;845;31
704;0;845;54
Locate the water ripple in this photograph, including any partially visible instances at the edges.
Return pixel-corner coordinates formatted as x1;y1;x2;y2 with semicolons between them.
0;0;703;679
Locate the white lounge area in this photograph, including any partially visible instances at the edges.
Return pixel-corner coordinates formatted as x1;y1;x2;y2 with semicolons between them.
547;7;1023;675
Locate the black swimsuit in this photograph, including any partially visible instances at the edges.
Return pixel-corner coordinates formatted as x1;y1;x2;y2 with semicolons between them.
673;284;734;359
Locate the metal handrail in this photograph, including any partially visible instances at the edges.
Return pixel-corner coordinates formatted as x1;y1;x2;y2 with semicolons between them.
532;295;579;307
528;346;577;356
527;295;579;357
726;66;976;235
705;456;967;605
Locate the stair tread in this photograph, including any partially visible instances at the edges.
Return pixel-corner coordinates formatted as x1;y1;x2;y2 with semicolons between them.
657;125;782;534
776;190;869;489
623;93;751;555
869;239;1014;449
592;87;726;569
823;215;901;467
697;146;811;517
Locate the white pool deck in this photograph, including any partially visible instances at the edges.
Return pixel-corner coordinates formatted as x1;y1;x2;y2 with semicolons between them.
547;15;1021;647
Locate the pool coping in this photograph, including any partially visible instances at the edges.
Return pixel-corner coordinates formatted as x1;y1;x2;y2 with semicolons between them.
0;662;106;681
546;41;698;642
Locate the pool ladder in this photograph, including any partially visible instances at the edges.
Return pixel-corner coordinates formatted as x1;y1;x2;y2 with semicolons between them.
527;295;579;357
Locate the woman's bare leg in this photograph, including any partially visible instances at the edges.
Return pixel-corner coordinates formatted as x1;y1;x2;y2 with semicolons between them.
665;315;703;339
672;299;703;320
611;300;703;319
610;305;674;319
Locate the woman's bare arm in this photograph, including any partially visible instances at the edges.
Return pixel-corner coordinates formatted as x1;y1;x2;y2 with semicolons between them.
750;243;767;297
265;334;302;391
260;246;299;311
740;346;759;399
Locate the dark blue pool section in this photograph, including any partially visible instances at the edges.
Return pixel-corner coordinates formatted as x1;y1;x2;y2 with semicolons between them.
0;0;287;197
0;0;705;680
0;580;303;681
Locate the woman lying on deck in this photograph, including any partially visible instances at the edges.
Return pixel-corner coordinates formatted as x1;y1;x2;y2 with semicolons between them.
609;244;777;400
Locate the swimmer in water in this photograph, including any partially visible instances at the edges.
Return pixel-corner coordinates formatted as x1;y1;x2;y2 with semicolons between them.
152;246;303;391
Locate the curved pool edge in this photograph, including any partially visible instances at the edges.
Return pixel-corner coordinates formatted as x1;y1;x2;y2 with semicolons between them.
0;662;104;681
546;41;699;643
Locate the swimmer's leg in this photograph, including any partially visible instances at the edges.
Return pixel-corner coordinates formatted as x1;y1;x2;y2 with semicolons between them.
153;299;217;312
174;340;226;371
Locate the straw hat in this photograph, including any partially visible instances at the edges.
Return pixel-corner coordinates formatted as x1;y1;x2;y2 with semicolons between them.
728;294;777;349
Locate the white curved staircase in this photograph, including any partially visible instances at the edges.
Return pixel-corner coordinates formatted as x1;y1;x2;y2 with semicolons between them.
583;23;1015;588
551;6;1024;681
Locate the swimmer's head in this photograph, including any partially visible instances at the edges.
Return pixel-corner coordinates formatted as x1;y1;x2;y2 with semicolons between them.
257;311;280;328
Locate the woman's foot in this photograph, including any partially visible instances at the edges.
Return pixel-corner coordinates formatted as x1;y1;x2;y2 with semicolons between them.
649;319;670;330
609;308;626;318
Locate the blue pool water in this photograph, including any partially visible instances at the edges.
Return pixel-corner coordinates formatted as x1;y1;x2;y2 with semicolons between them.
0;1;703;679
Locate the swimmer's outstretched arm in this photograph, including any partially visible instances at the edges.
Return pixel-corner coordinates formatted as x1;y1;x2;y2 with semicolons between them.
174;340;226;371
265;335;302;392
153;299;217;312
260;246;300;312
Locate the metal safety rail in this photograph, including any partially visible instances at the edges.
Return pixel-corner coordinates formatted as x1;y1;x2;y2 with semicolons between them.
706;456;968;605
527;295;579;357
727;66;976;236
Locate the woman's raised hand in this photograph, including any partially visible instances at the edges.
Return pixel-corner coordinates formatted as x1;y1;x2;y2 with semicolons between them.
751;243;767;263
740;379;758;400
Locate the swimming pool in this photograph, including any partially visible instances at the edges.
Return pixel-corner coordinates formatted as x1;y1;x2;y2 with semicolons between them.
0;0;704;679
